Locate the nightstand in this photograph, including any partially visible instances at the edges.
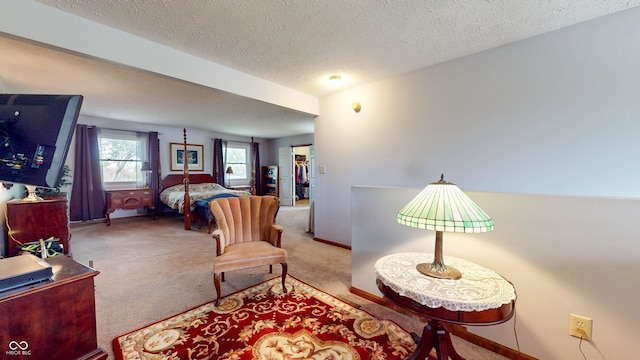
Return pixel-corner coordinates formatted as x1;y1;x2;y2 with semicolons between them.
5;198;70;257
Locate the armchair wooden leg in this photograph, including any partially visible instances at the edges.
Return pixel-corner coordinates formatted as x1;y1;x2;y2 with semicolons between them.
269;265;273;274
281;263;288;293
214;273;222;306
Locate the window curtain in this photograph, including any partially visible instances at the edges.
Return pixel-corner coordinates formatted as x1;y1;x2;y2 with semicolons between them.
70;124;106;221
213;138;225;185
149;132;160;213
134;131;150;189
252;141;262;195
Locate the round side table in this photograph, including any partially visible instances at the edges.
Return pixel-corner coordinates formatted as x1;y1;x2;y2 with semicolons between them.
375;253;516;360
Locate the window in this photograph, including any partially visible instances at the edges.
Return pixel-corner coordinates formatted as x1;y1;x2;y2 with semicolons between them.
99;129;148;189
225;142;250;184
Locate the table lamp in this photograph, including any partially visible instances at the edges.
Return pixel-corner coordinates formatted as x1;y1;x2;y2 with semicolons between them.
397;174;493;280
140;161;152;188
226;166;233;187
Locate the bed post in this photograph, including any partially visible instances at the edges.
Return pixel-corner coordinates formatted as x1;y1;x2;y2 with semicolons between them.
183;128;191;230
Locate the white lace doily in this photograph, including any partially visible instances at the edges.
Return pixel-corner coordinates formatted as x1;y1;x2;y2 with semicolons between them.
375;253;516;312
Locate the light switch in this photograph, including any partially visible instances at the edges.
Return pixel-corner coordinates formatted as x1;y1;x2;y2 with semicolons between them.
319;164;327;174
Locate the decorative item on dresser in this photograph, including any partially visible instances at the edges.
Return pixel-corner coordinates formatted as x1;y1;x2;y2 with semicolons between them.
5;197;70;257
0;255;107;359
104;188;155;226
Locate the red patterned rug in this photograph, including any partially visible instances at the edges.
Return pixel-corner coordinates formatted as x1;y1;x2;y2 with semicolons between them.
112;276;417;359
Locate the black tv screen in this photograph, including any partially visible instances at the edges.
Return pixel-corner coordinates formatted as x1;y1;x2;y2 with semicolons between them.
0;94;82;188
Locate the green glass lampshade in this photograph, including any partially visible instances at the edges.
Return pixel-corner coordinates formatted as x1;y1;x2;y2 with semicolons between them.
397;174;493;279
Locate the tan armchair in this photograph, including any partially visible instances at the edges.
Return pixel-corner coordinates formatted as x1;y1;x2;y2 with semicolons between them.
209;195;287;304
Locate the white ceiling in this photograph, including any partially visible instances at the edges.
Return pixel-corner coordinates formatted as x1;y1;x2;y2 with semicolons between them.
1;0;638;139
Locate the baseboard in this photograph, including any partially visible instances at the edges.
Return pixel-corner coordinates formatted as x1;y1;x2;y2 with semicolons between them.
313;237;351;250
350;286;537;360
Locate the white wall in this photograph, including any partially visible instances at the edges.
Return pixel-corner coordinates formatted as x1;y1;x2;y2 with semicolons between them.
264;133;315;166
314;6;640;244
315;7;640;360
352;186;640;359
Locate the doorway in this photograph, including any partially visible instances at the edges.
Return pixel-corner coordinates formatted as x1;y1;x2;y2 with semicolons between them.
278;144;313;207
293;145;312;207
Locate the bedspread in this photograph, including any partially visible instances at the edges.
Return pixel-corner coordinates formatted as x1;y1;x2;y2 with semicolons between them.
160;183;250;214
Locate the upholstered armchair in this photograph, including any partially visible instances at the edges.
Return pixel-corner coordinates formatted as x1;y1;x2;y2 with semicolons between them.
208;195;288;304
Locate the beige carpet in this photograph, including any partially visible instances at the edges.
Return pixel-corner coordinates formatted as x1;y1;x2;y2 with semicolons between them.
70;205;509;359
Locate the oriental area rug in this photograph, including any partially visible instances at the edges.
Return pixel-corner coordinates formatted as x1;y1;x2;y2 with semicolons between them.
112;276;417;360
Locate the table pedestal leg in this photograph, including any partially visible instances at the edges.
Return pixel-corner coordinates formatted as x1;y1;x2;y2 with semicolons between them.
407;320;464;360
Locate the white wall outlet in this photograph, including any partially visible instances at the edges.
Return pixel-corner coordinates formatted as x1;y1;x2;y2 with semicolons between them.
569;313;592;340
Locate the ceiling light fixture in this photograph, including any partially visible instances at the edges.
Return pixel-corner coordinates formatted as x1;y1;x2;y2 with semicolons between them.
329;75;343;88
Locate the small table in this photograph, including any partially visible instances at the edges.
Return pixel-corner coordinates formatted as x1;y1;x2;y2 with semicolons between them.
375;253;516;360
105;188;155;225
0;256;107;359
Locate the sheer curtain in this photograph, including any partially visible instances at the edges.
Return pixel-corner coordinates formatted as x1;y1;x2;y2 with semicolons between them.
70;124;106;221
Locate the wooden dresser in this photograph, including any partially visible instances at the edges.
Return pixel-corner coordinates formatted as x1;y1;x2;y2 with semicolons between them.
0;255;107;359
105;188;155;225
5;198;70;257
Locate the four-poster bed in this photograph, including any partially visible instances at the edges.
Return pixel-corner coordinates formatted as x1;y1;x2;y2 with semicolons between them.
159;129;251;230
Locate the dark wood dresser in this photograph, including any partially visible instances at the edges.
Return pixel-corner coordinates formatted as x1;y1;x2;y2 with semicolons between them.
0;255;107;359
5;198;70;257
105;188;155;225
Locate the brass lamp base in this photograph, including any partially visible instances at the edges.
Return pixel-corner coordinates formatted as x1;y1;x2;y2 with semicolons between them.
417;230;462;280
22;185;43;202
416;262;461;280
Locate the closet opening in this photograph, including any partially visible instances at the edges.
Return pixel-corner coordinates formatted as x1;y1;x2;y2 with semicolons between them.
293;145;312;207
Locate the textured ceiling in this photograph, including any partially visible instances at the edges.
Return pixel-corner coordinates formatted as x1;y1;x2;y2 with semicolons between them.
0;35;314;139
35;0;640;97
2;1;639;138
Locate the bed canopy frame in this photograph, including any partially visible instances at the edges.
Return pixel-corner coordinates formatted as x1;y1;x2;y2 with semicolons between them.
162;129;257;230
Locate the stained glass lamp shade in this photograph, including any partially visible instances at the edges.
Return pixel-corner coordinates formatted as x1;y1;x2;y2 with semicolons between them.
397;174;494;279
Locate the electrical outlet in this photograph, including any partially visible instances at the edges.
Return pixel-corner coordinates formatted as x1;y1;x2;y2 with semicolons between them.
569;313;592;340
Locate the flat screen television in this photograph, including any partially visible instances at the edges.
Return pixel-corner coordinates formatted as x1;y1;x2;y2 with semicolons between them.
0;94;83;189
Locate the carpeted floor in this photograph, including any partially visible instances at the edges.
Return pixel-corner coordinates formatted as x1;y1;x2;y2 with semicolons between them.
70;204;509;359
112;276;417;359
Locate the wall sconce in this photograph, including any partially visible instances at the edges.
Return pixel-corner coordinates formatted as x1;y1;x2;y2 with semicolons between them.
352;102;362;113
